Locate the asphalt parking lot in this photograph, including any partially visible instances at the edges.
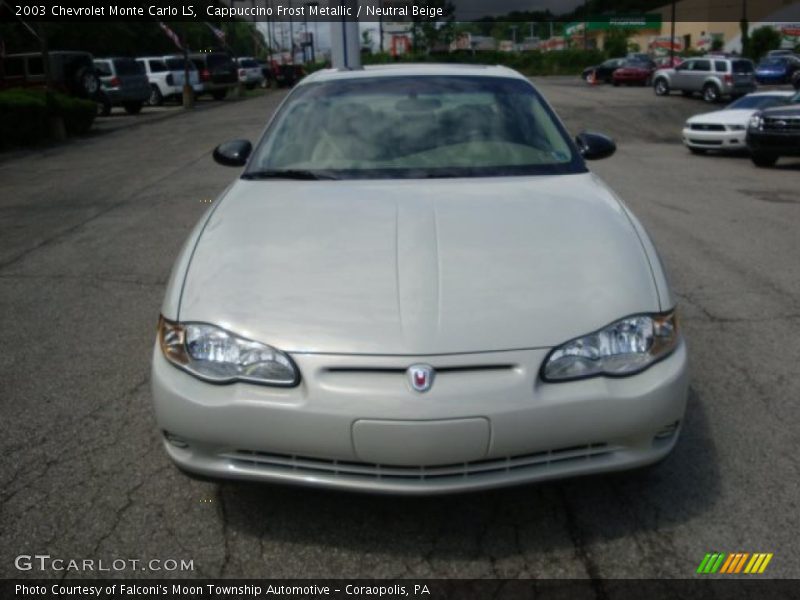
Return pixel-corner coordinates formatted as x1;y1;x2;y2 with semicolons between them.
1;77;799;582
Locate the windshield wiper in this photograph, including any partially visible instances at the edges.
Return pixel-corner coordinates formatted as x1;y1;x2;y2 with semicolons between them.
241;169;339;181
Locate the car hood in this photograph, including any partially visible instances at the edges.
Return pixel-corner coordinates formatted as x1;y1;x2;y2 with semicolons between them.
759;105;800;118
687;108;757;125
178;174;661;355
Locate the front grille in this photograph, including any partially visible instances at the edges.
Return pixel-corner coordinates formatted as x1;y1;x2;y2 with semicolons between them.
689;139;723;145
221;443;617;482
690;123;725;131
763;117;800;132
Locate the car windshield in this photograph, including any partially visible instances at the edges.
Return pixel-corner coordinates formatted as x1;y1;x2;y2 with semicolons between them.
165;58;195;71
727;94;790;109
247;75;582;179
759;59;786;66
240;59;259;68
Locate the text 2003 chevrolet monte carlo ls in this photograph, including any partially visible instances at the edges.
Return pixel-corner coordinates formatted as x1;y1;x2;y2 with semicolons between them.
152;64;688;494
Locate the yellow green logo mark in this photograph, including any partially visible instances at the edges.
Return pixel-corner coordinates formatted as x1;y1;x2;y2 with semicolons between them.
697;552;773;574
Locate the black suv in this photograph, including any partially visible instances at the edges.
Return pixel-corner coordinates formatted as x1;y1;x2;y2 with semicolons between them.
188;52;237;100
747;97;800;167
1;51;102;100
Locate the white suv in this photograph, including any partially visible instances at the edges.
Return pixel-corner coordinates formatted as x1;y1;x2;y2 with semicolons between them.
235;57;265;89
137;56;200;105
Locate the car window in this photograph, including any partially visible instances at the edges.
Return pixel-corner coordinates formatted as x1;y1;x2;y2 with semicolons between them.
94;61;112;77
26;56;44;76
149;60;167;73
714;61;728;72
732;60;754;73
113;58;142;75
165;58;195;71
190;58;204;70
679;60;694;70
207;54;234;69
240;59;259;68
249;76;582;179
693;60;711;71
727;94;790;109
3;56;25;77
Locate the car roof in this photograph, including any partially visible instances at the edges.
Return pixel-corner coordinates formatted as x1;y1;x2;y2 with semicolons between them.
300;63;528;86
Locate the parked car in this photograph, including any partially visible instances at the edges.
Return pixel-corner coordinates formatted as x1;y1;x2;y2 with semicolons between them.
93;57;150;115
612;58;656;86
581;58;626;84
137;56;201;106
235;57;265;89
747;95;800;167
653;56;756;102
1;51;102;101
188;52;237;100
682;91;795;154
793;70;800;90
766;49;798;58
754;55;800;85
152;64;688;494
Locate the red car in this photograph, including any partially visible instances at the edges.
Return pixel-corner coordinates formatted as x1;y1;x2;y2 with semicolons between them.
612;59;656;86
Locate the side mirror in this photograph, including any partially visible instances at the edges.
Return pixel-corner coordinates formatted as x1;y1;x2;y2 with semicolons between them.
575;132;616;160
213;139;252;167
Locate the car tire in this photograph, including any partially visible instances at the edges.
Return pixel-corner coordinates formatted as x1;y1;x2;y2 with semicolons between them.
96;93;112;117
123;101;143;115
702;83;720;103
73;67;100;98
211;89;227;101
149;85;164;107
751;153;778;167
613;80;620;87
654;78;669;96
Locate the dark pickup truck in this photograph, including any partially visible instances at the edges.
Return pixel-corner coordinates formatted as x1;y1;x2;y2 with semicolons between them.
747;99;800;167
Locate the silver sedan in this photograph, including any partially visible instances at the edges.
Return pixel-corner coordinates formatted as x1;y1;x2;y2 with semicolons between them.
152;64;688;494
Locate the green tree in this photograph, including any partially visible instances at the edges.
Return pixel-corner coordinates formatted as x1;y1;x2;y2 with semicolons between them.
604;28;630;58
749;26;782;60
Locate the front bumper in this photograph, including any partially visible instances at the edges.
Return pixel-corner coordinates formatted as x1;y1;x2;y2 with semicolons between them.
682;127;747;150
151;342;689;494
747;130;800;155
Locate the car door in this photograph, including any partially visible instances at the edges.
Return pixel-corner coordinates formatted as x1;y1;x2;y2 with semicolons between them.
671;59;693;88
689;59;712;91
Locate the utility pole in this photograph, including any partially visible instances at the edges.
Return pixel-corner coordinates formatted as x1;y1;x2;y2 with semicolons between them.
670;0;676;64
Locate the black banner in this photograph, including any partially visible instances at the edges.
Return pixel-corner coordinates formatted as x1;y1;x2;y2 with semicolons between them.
2;0;800;23
4;579;800;600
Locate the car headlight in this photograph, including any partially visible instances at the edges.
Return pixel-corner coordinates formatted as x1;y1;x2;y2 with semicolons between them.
541;312;679;382
157;316;299;386
748;114;763;130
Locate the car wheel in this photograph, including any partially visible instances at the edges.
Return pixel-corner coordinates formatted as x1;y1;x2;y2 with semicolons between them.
74;67;100;98
688;147;707;155
149;85;163;107
751;153;778;167
584;71;594;83
613;80;620;87
211;89;227;101
654;78;669;96
123;101;143;115
703;83;720;103
96;93;111;117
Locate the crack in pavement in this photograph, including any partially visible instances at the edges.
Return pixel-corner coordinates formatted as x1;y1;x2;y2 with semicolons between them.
558;486;608;600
